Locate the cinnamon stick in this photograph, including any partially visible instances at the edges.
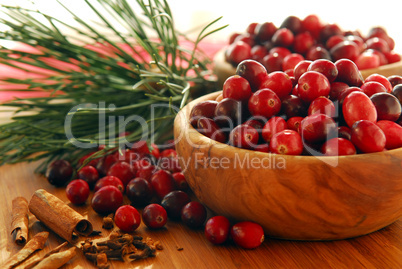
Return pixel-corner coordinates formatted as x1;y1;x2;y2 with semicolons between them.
11;197;29;245
31;247;76;269
28;189;93;243
1;231;49;269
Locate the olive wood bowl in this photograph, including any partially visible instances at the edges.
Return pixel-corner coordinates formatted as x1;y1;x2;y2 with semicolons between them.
173;91;402;240
213;48;402;88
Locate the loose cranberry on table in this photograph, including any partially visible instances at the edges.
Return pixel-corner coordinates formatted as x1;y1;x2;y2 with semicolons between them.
230;221;264;249
114;205;141;233
181;201;208;229
126;177;154;206
204;216;231;245
161;190;191;220
46;159;74;186
91;185;123;215
65;179;90;205
142;203;168;229
150;169;177;200
94;175;124;193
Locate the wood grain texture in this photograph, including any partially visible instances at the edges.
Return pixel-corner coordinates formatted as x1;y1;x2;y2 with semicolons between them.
174;91;402;240
212;47;402;88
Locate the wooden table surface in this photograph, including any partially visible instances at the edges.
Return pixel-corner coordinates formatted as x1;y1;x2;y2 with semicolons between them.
0;160;401;269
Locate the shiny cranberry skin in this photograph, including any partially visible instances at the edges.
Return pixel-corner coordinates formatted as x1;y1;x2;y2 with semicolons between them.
360;81;387;97
319;23;342;44
293;32;314;54
351;120;386;153
338;87;363;105
370;92;402;121
366;37;390;54
204;216;231;245
308;96;336;117
282;53;305;71
197;117;227;143
385;51;401;64
392;84;402;103
261;116;287;143
150;169;176;200
243;118;264;132
46;159;74;186
106;161;136;187
248;89;281;118
307;59;338;83
259;71;293;100
114;205;141;233
321;137;356;156
262;53;283;73
189;100;218;127
126;177;153;206
94;177;123;194
338;126;352;140
142;203;168;229
250;45;268;62
77;165;99;188
161;190;191;220
269;129;303;155
280;15;302;34
272;28;294;47
298;71;331;103
287;116;303;133
255;22;277;43
301;114;337;143
355;51;380;70
135;164;157;181
306;46;331;61
233;33;255;47
365;74;393;93
66;179;90;205
302;14;322;39
330;41;360;62
181;201;207;229
96;154;118;176
269;47;292;59
389;76;402;88
91;185;123;215
214;98;243;128
326;35;346;50
230;221;264;249
293;60;312;81
329;82;349;101
222;75;252;102
334;59;363;87
281;94;307;118
229;124;259;149
236;60;268;92
172;172;188;191
342;91;377;127
225;41;251;66
377;120;402;150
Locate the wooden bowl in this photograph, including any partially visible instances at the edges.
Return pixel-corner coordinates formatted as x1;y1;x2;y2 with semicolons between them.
213;48;402;88
173;91;402;240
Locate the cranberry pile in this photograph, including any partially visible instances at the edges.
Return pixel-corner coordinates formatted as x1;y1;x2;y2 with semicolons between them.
191;59;402;155
46;139;265;249
225;15;401;72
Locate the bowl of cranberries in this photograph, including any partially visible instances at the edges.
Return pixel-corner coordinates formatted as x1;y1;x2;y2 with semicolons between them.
174;58;402;240
214;14;402;88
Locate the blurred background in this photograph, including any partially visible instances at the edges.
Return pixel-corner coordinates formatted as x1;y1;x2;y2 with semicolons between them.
0;0;401;51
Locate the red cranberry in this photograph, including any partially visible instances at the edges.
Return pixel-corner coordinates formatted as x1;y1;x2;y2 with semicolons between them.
94;175;124;193
259;71;293;100
355;51;380;70
262;53;283;73
293;32;314;54
189;100;218;127
326;35;346;50
243;118;264;132
330;41;360;62
135;164;157;181
329;82;349;101
251;45;268;62
231;221;264;249
234;33;255;47
269;129;303;155
46;159;74;186
236;60;268;92
150;169;176;200
246;22;258;35
384;51;401;64
319;23;342;44
126;177;154;206
161;190;191;220
269;47;291;59
388;76;402;88
255;22;277;42
281;95;307;118
197;117;227;143
107;161;136;187
96;153;118;176
301;114;337;143
282;53;304;71
366;37;390;54
334;59;363;87
370;92;402;121
272;28;294;47
306;46;331;61
293;60;312;81
280;15;302;34
91;185;123;215
158;157;182;173
225;41;251;66
181;201;207;229
77;165;99;188
142;203;168;229
377;120;402;150
351;120;386;153
248;89;281;118
338;86;363;105
229;124;259;149
261;116;287;143
342;91;377;127
297;71;331;103
360;81;387;97
287;116;303;133
302;14;322;39
66;179;90;205
392;84;402;104
307;59;338;83
214;98;242;127
172;172;188;191
204;216;231;245
223;75;252;102
114;205;141;233
308;96;336;118
365;74;393;93
321;138;356;156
